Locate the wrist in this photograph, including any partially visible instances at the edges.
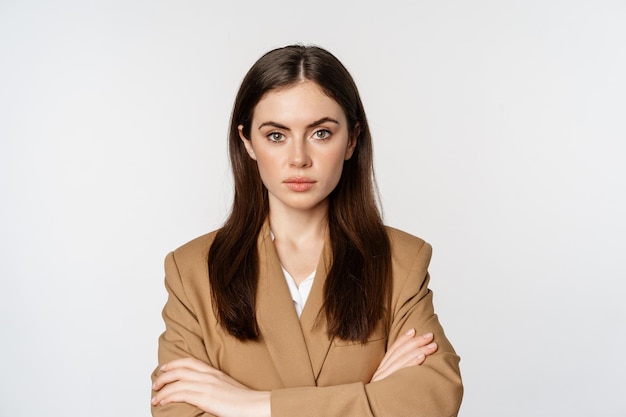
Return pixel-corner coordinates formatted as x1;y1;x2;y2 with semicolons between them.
251;391;271;417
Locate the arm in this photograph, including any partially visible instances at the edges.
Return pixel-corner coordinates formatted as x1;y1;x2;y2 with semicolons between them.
270;240;463;417
153;239;462;417
152;330;437;416
151;252;215;417
152;358;270;417
371;328;438;382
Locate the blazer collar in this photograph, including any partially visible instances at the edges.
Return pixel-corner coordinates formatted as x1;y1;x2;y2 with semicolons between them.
255;220;333;387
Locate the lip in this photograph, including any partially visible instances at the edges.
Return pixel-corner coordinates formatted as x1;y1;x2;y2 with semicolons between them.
284;177;316;192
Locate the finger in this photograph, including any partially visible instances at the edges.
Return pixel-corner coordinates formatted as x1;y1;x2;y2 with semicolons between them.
418;332;434;346
373;340;419;382
153;368;189;391
383;331;433;365
152;380;204;406
376;330;414;374
411;332;434;349
372;353;423;381
385;340;437;370
154;358;216;391
151;370;253;415
399;342;437;367
372;349;425;382
153;366;218;391
386;333;435;367
392;341;437;369
378;328;417;370
371;341;438;382
388;328;417;354
384;336;433;368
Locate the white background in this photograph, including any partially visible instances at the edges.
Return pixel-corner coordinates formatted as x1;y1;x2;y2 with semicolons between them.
1;1;625;416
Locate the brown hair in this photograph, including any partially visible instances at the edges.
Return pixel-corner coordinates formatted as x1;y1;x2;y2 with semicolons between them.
208;45;391;342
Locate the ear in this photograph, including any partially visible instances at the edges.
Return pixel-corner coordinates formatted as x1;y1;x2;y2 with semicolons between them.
238;125;257;161
344;122;359;161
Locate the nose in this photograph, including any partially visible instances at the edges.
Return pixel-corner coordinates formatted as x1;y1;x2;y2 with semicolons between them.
289;140;312;168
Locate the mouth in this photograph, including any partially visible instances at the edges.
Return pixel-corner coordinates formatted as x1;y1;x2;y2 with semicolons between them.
284;177;316;192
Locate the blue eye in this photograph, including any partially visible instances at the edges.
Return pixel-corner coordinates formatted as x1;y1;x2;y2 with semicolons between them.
314;130;330;140
268;132;285;142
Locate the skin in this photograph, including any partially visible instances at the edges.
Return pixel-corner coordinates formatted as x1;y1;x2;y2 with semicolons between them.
240;81;356;284
371;329;437;382
151;81;438;416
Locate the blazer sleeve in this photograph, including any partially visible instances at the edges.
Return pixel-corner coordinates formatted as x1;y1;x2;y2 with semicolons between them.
271;241;463;417
150;252;215;417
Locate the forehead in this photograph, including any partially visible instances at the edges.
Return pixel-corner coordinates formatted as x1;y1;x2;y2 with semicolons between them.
252;81;346;125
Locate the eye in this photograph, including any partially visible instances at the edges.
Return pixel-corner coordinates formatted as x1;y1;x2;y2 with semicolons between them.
313;129;331;140
267;132;285;142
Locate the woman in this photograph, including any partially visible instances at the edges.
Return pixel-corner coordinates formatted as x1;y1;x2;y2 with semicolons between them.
151;45;463;417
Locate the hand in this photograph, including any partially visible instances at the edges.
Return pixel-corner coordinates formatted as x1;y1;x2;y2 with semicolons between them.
370;328;438;382
151;357;270;417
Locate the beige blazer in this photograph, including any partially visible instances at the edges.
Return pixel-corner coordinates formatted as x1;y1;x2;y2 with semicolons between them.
151;222;463;417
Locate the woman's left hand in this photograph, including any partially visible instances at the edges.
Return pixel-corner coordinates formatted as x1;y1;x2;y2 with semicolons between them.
152;357;271;417
370;328;438;382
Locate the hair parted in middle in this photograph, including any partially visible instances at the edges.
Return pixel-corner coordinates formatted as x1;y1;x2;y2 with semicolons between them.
208;44;392;343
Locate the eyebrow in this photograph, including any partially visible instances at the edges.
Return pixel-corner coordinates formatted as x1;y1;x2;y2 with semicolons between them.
258;117;340;130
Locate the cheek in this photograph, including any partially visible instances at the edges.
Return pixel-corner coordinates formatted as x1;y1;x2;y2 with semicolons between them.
324;151;349;182
330;144;350;166
253;151;281;183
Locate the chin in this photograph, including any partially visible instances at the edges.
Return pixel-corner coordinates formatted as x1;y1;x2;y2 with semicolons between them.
282;197;328;212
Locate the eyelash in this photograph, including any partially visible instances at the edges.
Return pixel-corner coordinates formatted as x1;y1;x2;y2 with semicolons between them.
313;129;331;140
266;129;332;143
267;132;285;142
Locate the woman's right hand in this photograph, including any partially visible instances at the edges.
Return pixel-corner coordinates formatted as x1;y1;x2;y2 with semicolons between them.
370;328;438;382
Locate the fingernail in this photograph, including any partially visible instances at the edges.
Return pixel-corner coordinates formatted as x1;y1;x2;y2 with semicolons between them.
151;397;156;405
418;353;425;360
160;364;166;371
405;328;416;336
423;332;433;339
427;342;437;349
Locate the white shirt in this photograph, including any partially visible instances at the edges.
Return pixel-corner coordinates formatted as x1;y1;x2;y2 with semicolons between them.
281;266;315;318
269;231;315;318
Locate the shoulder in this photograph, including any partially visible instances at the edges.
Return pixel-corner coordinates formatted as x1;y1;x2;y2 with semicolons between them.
167;229;220;275
173;229;219;256
384;225;433;277
161;230;221;306
384;226;431;257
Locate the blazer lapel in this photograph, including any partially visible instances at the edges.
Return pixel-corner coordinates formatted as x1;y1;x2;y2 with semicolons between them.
299;232;334;384
255;223;317;387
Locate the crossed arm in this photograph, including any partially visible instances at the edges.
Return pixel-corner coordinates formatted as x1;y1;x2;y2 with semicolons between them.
151;329;438;417
152;236;462;417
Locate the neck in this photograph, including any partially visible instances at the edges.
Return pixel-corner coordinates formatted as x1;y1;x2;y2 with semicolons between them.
268;201;329;245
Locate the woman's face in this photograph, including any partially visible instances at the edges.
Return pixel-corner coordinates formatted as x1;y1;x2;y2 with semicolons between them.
239;81;356;214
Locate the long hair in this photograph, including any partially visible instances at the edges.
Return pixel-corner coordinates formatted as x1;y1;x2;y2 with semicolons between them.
208;45;391;342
